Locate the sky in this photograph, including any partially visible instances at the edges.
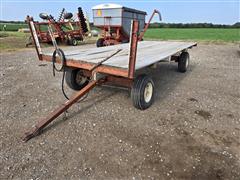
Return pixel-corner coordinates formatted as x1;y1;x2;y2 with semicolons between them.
0;0;239;25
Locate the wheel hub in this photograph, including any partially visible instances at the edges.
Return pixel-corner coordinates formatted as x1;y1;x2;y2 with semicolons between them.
144;82;153;103
76;71;87;85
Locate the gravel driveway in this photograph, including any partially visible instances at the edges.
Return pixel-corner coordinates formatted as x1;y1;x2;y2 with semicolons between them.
0;43;239;179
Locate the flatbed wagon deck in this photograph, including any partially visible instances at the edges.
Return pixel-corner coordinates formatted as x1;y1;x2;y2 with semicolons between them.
44;41;196;70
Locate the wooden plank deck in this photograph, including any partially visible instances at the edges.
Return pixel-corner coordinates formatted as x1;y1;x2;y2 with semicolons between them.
44;41;196;70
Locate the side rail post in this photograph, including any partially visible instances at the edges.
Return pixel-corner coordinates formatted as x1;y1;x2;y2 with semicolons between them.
128;20;139;79
26;16;43;60
138;9;162;41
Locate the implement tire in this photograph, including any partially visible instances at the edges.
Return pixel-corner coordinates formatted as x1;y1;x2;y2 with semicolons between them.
68;38;78;46
65;68;89;90
131;74;155;110
96;38;105;47
178;52;190;73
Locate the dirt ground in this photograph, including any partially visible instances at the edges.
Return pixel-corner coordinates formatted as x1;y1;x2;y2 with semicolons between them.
0;43;240;179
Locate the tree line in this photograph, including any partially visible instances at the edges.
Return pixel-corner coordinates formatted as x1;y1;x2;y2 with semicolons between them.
149;22;240;28
0;20;27;24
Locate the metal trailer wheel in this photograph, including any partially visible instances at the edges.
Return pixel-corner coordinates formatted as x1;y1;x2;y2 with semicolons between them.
96;38;105;47
131;74;155;110
70;38;78;46
65;68;89;90
178;52;190;73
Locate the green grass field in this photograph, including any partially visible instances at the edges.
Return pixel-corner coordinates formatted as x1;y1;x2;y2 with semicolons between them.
144;28;240;43
0;27;239;51
0;23;28;31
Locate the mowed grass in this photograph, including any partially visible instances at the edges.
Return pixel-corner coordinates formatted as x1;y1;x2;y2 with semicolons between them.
144;28;240;43
0;31;96;52
0;31;29;51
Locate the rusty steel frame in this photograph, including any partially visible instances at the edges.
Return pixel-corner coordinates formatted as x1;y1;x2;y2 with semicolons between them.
23;19;140;142
34;21;82;43
102;26;129;46
27;15;85;45
105;76;133;87
41;54;129;77
128;20;139;79
97;9;161;45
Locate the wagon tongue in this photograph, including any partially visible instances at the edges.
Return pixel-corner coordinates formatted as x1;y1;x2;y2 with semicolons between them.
22;80;100;142
23;127;41;142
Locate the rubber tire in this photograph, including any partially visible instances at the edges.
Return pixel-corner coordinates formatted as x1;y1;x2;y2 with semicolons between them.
69;38;78;46
64;12;73;20
65;68;89;90
131;74;155;110
178;52;189;73
96;38;105;47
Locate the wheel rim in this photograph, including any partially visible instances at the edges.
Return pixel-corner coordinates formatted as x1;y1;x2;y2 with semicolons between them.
185;56;189;68
73;40;77;46
144;82;153;103
76;71;87;85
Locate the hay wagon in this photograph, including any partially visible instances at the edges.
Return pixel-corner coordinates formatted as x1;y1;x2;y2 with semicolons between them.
23;17;196;142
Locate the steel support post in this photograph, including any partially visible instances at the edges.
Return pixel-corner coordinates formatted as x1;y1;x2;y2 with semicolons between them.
128;20;139;79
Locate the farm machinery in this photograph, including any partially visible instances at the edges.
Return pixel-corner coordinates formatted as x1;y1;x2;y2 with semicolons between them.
26;7;89;47
92;4;162;47
22;4;197;142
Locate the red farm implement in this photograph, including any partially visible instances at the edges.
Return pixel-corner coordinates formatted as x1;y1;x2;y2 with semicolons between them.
26;7;89;47
92;4;161;47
